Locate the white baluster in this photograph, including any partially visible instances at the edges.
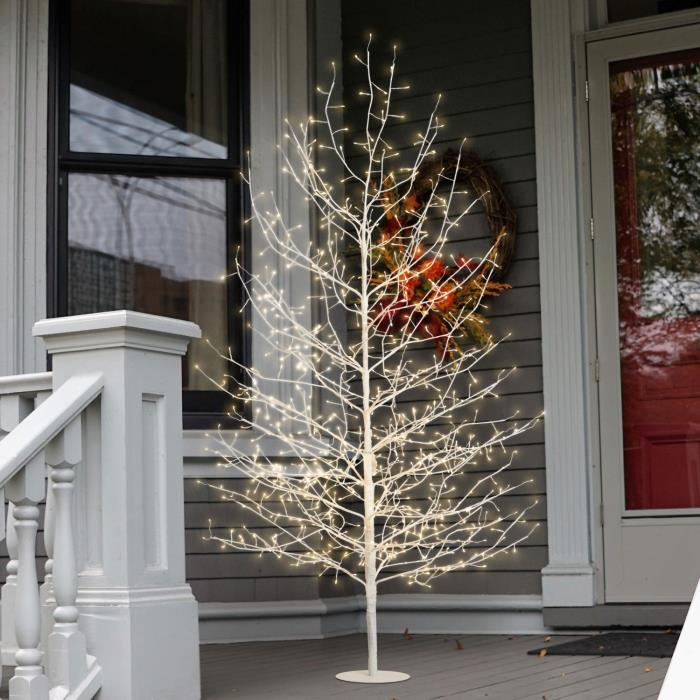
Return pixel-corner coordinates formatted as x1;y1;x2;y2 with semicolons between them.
40;475;55;658
37;389;56;656
1;394;33;668
4;503;19;666
9;452;49;699
47;417;96;696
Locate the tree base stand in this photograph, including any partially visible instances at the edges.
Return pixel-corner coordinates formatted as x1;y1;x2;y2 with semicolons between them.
336;670;410;684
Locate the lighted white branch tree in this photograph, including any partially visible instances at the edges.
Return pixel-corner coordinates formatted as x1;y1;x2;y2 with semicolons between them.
202;44;540;684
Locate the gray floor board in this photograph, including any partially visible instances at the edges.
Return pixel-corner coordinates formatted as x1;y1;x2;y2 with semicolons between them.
199;634;668;699
515;657;655;698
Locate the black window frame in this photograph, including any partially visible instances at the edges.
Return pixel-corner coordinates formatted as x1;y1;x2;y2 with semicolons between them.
47;0;251;429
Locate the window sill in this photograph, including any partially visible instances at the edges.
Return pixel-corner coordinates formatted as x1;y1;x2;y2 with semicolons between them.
182;429;331;478
184;429;301;458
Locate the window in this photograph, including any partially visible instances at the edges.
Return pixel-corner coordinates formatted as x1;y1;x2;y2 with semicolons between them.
48;0;249;427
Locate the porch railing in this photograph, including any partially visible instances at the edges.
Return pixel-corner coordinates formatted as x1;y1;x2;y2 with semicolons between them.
0;370;102;699
0;311;202;700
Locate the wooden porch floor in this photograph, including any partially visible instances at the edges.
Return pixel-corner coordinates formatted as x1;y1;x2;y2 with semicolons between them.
200;633;669;699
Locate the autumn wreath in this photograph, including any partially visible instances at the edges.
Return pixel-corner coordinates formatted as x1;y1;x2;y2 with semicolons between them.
371;148;517;354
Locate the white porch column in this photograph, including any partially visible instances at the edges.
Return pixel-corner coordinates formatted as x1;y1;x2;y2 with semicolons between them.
33;311;202;700
531;0;596;607
0;0;49;376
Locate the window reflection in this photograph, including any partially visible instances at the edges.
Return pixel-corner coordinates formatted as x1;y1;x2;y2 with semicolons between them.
67;174;228;390
612;53;700;358
69;0;228;157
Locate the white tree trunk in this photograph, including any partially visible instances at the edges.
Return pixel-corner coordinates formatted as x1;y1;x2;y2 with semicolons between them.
360;177;378;675
365;576;378;676
363;426;377;675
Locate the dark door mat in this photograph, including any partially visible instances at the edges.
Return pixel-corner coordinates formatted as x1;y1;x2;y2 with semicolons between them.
528;632;679;658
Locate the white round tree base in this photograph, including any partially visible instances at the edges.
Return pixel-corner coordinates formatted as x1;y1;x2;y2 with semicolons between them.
336;670;410;684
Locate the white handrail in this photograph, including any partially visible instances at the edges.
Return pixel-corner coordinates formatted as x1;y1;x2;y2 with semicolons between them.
0;373;103;488
0;372;53;396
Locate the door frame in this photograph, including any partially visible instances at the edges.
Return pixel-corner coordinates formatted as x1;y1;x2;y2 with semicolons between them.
531;3;700;609
587;23;700;602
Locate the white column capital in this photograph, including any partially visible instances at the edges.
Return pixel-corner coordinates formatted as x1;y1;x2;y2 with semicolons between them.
33;310;201;357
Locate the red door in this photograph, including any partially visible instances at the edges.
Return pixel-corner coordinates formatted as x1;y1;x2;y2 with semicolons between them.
611;50;700;511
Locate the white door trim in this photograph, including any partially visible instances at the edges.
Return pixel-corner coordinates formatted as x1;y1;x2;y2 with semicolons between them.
531;0;700;609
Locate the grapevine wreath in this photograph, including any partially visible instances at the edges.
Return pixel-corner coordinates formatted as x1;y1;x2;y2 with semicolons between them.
371;148;517;355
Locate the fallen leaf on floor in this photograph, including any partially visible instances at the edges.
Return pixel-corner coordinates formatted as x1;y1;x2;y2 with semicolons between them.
539;648;548;657
645;666;653;673
403;627;414;640
544;635;551;642
455;639;463;650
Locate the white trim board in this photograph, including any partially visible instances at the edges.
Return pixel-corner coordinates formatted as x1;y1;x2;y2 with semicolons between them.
198;595;549;644
531;0;598;607
183;0;344;460
587;6;700;40
247;0;313;436
0;0;49;376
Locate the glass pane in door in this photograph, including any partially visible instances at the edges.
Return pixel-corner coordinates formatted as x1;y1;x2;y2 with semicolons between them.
610;49;700;509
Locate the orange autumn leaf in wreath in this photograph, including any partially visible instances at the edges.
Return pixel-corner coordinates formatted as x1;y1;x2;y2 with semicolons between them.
431;281;457;312
399;270;421;301
370;148;517;354
403;192;421;212
418;257;447;281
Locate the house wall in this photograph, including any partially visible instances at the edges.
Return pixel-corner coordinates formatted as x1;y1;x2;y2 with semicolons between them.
182;0;547;607
4;0;696;638
181;0;547;606
340;0;547;597
182;0;340;605
0;0;547;612
184;475;329;603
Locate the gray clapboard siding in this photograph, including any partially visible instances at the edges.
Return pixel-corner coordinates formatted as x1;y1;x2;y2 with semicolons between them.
387;77;533;120
189;521;548;553
342;4;530;55
190;577;322;603
188;495;546;530
490;314;541;341
340;0;544;598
